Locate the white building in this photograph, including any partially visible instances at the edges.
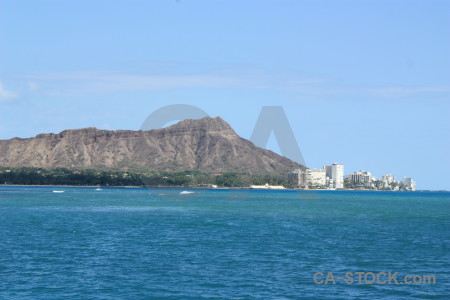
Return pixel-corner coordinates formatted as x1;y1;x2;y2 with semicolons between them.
326;177;334;189
402;177;416;191
331;163;344;189
347;171;375;187
323;163;344;189
306;168;326;187
380;174;396;189
381;174;395;184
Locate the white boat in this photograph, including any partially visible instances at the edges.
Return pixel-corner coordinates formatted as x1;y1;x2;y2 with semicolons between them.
53;190;65;193
96;188;102;191
179;191;194;195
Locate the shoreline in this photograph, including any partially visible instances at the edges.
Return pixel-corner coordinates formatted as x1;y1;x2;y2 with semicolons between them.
0;184;444;192
0;184;143;188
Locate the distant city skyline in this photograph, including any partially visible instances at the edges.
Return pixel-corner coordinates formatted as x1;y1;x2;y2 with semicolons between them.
1;1;449;190
289;163;415;191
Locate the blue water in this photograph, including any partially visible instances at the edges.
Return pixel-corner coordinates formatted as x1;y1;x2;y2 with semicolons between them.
0;187;449;299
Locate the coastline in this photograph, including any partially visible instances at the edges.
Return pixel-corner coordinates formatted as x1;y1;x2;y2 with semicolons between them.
0;184;144;188
0;184;444;192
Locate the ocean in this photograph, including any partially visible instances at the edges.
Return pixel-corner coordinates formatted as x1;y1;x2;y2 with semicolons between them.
0;187;449;299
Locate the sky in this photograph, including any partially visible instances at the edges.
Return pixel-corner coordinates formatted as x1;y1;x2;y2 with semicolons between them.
0;0;449;190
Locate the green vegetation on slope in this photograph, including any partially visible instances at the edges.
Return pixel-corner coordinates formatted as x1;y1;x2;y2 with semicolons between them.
0;167;294;188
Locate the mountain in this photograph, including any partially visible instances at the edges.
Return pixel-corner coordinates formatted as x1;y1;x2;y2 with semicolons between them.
0;117;304;174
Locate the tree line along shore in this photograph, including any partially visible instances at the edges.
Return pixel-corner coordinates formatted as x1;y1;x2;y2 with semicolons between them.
0;167;293;188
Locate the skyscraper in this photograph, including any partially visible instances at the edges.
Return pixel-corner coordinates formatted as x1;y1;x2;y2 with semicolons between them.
331;163;344;189
323;163;344;189
402;177;416;191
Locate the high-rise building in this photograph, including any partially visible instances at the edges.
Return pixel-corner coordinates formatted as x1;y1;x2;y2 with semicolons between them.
380;174;395;189
347;171;375;187
331;163;344;189
324;165;332;178
381;174;395;184
402;177;416;191
323;163;344;189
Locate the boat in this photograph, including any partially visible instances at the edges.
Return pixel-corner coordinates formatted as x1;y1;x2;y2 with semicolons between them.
179;191;194;195
53;190;65;193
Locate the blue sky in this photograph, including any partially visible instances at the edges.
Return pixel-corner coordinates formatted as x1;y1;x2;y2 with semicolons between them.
0;0;449;190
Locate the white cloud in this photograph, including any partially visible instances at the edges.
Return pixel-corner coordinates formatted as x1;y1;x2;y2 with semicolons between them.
27;81;39;91
0;82;18;101
285;83;450;99
23;71;240;96
367;86;450;98
17;70;450;100
21;70;329;96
